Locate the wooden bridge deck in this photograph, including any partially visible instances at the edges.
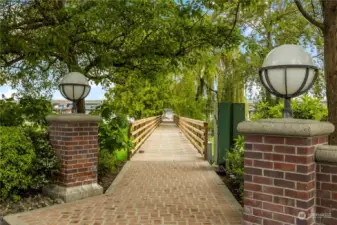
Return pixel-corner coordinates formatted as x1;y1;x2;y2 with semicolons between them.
4;121;242;225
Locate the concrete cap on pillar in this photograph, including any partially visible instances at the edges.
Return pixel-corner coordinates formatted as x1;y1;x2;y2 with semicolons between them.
237;119;335;137
316;145;337;163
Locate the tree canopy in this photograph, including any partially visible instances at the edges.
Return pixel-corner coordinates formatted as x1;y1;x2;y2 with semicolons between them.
0;0;240;96
1;0;336;144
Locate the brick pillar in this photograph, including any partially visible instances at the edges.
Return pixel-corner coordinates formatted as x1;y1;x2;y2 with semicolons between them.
238;119;334;225
43;114;103;202
315;145;337;225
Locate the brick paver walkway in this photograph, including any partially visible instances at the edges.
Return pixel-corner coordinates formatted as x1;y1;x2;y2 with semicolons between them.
4;122;242;225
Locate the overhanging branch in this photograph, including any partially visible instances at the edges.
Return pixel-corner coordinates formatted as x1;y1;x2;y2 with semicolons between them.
1;55;25;67
223;2;240;41
294;0;324;31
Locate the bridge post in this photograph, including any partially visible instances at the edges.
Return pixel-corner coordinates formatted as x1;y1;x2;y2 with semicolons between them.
204;122;208;161
43;114;103;202
127;122;133;160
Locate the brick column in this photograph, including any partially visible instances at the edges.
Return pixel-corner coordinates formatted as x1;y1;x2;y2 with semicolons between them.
43;114;103;202
238;119;334;225
316;145;337;225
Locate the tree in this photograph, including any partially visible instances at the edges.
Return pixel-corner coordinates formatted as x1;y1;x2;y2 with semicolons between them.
104;74;173;120
1;0;240;112
171;69;208;121
241;0;323;99
294;0;337;145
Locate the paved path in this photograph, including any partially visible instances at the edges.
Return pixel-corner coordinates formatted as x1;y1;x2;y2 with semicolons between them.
5;122;242;225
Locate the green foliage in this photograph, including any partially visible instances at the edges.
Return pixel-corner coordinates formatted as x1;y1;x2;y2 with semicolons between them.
19;96;53;126
0;96;53;127
98;149;117;177
171;70;208;121
252;95;327;121
23;126;59;190
0;125;59;200
105;77;171;120
91;102;133;154
98;149;128;177
251;101;283;120
0;94;59;201
98;116;132;154
0;127;35;200
225;136;244;201
1;0;240;96
115;150;128;162
0;98;23;126
292;95;328;121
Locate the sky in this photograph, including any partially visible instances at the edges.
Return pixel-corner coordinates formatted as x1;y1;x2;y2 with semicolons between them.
0;82;106;100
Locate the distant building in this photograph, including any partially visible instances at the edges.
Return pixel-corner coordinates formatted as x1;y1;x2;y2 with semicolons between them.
52;100;102;114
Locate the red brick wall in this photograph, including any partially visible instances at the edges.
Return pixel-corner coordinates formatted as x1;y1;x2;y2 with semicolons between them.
48;121;99;187
316;162;337;225
244;135;328;225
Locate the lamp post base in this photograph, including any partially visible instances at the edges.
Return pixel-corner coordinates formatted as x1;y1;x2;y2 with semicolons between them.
283;98;292;118
72;101;77;113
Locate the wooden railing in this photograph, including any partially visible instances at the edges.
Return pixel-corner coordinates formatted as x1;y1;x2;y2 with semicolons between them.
173;115;208;160
128;115;162;158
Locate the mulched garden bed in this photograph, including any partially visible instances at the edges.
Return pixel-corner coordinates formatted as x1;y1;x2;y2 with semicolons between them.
98;161;126;192
0;192;63;224
219;174;243;206
215;167;243;206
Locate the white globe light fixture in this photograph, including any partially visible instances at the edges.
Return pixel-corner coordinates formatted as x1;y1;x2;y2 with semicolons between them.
259;44;318;118
59;72;91;113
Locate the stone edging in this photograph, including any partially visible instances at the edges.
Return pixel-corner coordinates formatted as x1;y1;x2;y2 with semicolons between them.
105;161;131;195
202;161;243;221
46;114;101;122
238;119;334;137
316;144;337;163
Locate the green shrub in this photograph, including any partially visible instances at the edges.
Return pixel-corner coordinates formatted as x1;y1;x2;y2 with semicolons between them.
98;116;132;153
23;127;59;190
0;98;23;126
0;96;54;127
225;136;244;200
252;95;327;121
292;95;328;121
0;127;35;200
91;103;133;153
115;149;128;161
98;149;116;177
19;96;53;126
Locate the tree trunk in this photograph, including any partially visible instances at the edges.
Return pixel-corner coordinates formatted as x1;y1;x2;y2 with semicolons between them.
265;1;274;106
324;1;337;145
295;0;337;144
